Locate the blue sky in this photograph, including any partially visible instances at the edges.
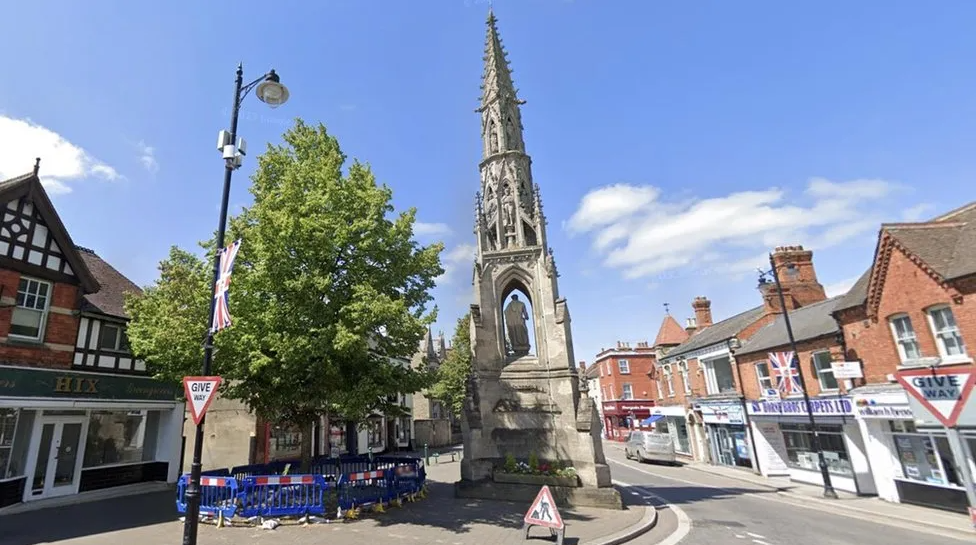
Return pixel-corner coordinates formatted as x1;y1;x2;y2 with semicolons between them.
1;1;974;365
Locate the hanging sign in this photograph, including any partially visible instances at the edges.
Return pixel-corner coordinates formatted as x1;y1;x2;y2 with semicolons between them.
183;376;223;426
830;361;863;379
896;366;975;428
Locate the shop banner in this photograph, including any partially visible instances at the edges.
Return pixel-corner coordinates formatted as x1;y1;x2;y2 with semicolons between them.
748;397;854;417
0;365;180;401
853;391;914;419
602;401;655;414
698;402;745;425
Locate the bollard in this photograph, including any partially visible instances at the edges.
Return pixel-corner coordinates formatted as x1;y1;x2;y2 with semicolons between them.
433;452;440;465
368;446;373;462
424;443;429;466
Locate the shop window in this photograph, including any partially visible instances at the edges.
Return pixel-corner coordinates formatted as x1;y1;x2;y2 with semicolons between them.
83;410;152;467
618;359;630;374
0;409;18;478
926;306;968;362
780;423;853;477
811;351;838;391
888;314;921;363
11;277;51;340
673;418;691;454
755;362;774;391
703;356;736;395
621;383;634;400
890;427;969;488
329;423;346;455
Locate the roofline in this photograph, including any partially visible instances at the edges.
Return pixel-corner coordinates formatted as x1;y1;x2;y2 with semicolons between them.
734;331;840;358
663;305;764;359
929;200;976;222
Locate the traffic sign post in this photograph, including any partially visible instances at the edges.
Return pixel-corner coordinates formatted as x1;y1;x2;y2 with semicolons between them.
896;365;976;525
523;485;565;545
183;376;223;426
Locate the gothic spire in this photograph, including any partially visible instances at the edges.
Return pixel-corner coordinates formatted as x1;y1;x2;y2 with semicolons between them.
480;10;521;109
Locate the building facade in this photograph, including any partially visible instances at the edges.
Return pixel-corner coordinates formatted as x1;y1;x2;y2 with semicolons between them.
410;329;457;448
0;166;184;510
833;202;976;514
594;341;657;440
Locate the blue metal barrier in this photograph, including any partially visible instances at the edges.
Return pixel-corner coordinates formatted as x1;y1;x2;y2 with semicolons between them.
176;455;425;521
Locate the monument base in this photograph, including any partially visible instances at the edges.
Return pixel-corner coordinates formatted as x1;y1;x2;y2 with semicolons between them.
454;478;624;510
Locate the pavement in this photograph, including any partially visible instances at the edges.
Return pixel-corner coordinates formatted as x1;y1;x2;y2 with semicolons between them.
603;441;976;544
0;452;656;545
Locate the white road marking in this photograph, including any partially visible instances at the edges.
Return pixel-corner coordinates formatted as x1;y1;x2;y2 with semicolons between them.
735;535;746;539
753;540;772;545
747;532;766;539
614;478;692;545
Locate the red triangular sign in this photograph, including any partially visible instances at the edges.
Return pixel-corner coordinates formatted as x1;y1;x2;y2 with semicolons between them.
524;485;564;529
896;366;976;428
183;376;223;426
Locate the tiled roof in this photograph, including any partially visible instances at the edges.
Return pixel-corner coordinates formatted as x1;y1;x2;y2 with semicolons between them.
736;296;843;355
583;364;601;379
665;305;767;359
76;247;143;319
834;200;976;313
654;315;689;347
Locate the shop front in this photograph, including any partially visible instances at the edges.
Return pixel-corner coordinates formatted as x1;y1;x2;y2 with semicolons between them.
746;395;874;494
697;400;754;470
602;400;655;441
650;405;694;457
868;381;976;514
0;365;184;509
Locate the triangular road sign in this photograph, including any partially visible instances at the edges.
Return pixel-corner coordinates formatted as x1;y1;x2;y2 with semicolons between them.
896;366;976;428
183;376;223;426
524;485;564;529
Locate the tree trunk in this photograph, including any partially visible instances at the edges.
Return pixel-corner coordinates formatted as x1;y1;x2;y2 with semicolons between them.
346;420;359;455
300;420;314;473
322;409;331;457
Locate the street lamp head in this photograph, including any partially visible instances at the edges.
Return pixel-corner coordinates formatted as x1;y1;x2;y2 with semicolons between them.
256;70;289;108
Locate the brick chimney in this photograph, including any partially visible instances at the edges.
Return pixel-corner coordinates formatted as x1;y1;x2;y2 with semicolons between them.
692;297;713;328
685;317;698;336
761;245;828;313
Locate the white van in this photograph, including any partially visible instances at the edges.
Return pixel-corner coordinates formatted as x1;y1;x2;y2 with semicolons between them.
624;430;677;465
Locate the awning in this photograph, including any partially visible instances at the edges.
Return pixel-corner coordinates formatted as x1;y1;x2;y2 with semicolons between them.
641;415;665;426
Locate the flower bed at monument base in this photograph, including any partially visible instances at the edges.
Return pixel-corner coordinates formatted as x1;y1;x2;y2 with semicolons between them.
492;471;580;488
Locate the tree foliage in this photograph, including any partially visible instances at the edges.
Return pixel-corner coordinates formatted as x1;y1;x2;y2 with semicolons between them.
429;312;472;416
125;119;443;459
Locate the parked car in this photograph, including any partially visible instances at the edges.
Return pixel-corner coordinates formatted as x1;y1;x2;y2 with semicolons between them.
624;430;677;464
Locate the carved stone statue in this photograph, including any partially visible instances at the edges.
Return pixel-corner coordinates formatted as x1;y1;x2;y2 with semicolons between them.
504;294;530;356
501;185;516;228
489;122;499;154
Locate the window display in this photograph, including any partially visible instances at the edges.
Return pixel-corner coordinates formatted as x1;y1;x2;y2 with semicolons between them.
780;423;853;476
84;410;151;467
889;421;970;488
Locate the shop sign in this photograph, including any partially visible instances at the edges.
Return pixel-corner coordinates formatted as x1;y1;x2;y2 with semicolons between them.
0;365;180;402
699;402;745;425
830;361;863;379
748;397;854;417
853;393;913;419
602;401;655;414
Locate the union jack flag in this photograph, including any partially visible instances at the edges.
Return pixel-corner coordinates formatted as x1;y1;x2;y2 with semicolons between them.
768;351;803;397
211;239;242;333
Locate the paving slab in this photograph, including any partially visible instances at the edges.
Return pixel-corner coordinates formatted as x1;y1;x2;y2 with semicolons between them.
0;459;654;545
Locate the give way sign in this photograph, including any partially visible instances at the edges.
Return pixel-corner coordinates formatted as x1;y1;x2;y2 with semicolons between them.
896;366;975;428
183;376;223;426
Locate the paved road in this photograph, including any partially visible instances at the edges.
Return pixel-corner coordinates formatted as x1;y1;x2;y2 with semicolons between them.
605;450;969;545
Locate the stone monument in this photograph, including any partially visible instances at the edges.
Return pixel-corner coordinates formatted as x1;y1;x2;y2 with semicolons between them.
455;10;621;510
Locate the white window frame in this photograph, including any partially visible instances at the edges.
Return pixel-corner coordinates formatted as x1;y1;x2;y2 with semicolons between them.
9;276;52;341
98;321;129;352
888;314;922;363
701;355;735;395
811;350;839;392
663;365;675;397
621;383;634;400
926;305;970;364
678;361;691;394
605;361;611;376
617;359;630;374
755;362;774;391
656;378;663;399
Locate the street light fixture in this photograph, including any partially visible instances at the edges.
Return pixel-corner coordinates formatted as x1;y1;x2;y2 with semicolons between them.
181;64;290;545
758;253;839;500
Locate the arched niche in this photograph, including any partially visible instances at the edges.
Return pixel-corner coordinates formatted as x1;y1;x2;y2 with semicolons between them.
499;274;536;358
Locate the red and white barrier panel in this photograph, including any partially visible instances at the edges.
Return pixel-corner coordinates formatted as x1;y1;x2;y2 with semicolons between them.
201;477;229;486
254;475;316;485
349;470;386;481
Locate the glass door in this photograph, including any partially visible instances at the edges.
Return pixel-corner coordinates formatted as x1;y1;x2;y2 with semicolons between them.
27;418;86;500
716;427;735;466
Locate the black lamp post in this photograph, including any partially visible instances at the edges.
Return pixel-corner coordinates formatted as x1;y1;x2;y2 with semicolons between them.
758;253;839;500
182;64;290;545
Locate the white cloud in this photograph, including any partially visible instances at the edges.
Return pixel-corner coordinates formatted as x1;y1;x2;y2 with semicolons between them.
414;222;453;238
437;243;476;285
136;140;159;174
0;115;120;195
825;275;861;298
569;177;897;280
901;203;936;222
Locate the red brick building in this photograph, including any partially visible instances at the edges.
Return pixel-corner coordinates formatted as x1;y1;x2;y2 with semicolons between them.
830;201;976;513
594;341;657;441
0;165;184;510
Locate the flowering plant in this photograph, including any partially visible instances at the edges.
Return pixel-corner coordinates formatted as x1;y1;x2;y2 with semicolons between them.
500;452;578;477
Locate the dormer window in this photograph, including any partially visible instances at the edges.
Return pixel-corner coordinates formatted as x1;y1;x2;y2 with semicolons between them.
98;322;130;353
10;277;51;341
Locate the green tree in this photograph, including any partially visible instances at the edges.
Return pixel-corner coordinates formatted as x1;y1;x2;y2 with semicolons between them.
429;312;472;415
125;119;443;467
